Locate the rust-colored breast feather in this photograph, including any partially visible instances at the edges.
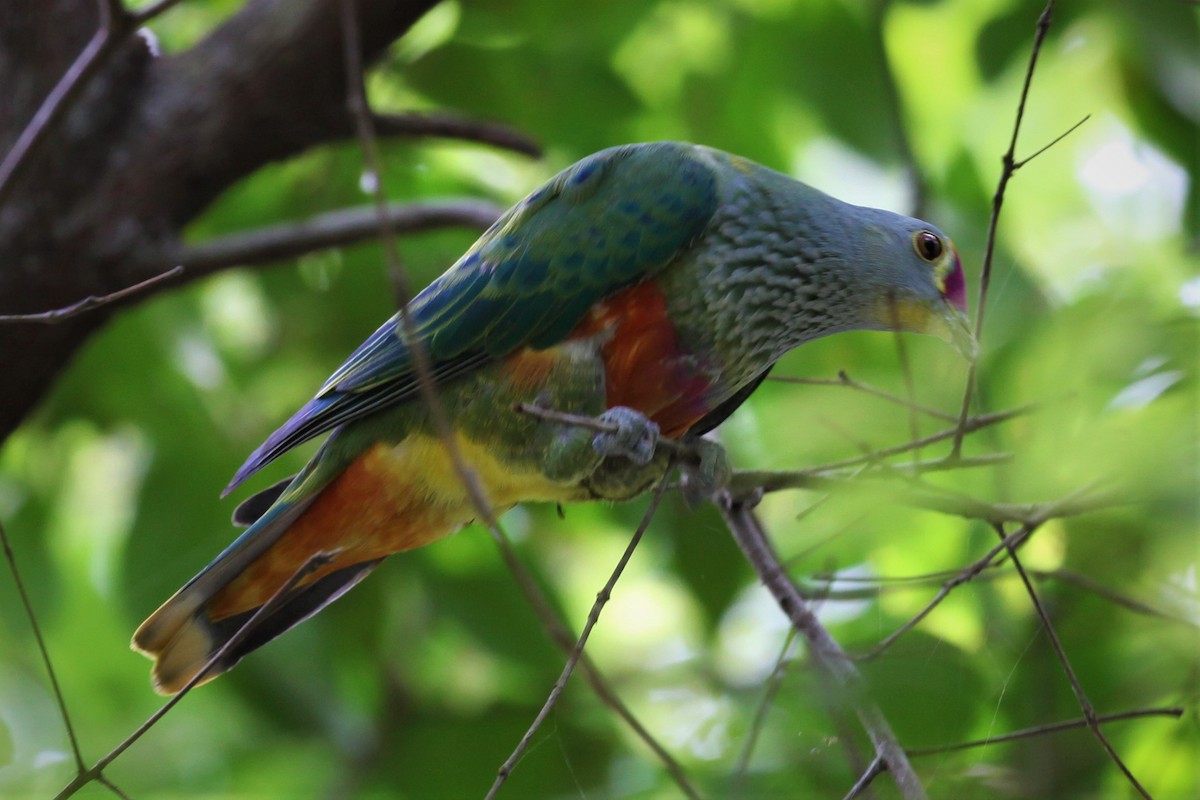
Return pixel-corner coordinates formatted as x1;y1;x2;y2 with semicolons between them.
569;280;712;438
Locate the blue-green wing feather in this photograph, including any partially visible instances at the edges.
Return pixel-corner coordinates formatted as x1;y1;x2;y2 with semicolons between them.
224;142;718;494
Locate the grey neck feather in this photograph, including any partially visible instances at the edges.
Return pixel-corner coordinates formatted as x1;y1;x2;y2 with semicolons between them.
662;160;876;391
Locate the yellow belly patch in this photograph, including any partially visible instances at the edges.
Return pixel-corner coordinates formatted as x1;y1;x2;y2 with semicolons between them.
209;433;577;619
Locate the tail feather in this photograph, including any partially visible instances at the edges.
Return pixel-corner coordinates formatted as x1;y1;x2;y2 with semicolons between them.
135;558;384;695
132;480;324;695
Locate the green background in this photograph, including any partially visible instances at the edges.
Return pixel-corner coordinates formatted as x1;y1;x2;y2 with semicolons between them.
2;0;1196;797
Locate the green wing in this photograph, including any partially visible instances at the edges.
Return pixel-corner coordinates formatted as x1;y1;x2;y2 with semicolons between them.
225;142;719;493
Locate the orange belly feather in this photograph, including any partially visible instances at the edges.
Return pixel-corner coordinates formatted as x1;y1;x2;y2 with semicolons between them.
569;280;712;438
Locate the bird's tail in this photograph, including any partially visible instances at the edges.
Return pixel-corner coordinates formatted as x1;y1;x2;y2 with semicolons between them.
133;439;475;694
130;470;379;695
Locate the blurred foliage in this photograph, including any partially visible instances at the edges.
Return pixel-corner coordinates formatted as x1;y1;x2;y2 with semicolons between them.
2;0;1198;798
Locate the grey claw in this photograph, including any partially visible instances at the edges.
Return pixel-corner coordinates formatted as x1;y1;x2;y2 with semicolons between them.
593;406;659;465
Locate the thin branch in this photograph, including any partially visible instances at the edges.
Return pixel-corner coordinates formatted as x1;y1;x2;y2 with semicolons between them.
371;111;542;157
907;707;1185;756
842;755;887;800
176;201;503;276
479;502;703;799
340;0;498;530
1014;114;1091;169
54;551;336;800
486;473;673;800
769;371;960;422
950;0;1056;456
0;266;183;324
994;523;1152;798
718;499;927;800
336;7;699;797
0;519;86;773
868;0;927;217
0;24;115;210
857;523;1038;660
764;406;1025;484
130;0;196;26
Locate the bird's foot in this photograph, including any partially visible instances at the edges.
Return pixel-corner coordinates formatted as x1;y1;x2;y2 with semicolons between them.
679;437;731;507
593;406;660;465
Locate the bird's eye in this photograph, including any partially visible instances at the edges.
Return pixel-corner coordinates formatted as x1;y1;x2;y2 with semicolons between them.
914;231;943;262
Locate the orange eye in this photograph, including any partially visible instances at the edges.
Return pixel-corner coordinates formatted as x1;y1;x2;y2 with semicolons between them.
914;230;943;262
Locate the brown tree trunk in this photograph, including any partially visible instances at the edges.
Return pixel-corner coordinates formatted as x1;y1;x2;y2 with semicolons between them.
0;0;441;439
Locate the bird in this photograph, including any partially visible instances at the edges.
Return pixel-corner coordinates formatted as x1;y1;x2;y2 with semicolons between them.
132;141;973;694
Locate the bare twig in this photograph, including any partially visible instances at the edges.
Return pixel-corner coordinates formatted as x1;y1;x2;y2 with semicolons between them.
907;707;1185;756
719;499;927;800
857;523;1038;660
843;755;887;800
54;551;336;800
486;473;673;799
0;266;183;324
371;111;542;157
340;0;498;529
867;0;927;217
176;201;503;276
477;506;703;799
994;523;1152;797
950;0;1056;456
769;371;960;422
0;519;86;773
337;8;698;796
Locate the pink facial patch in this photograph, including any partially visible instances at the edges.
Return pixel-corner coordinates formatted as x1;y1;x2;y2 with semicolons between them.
944;253;968;313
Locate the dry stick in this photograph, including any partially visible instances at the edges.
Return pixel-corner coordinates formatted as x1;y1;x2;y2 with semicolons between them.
0;519;86;773
719;500;928;800
907;707;1184;757
769;372;959;422
0;266;183;324
53;552;336;800
0;0;187;209
176;202;503;276
337;8;698;797
485;473;674;800
994;523;1152;798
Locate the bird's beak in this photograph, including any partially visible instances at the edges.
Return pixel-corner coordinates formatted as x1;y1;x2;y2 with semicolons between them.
931;302;978;362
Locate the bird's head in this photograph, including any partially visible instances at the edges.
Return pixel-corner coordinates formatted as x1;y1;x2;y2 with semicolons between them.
854;212;976;361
